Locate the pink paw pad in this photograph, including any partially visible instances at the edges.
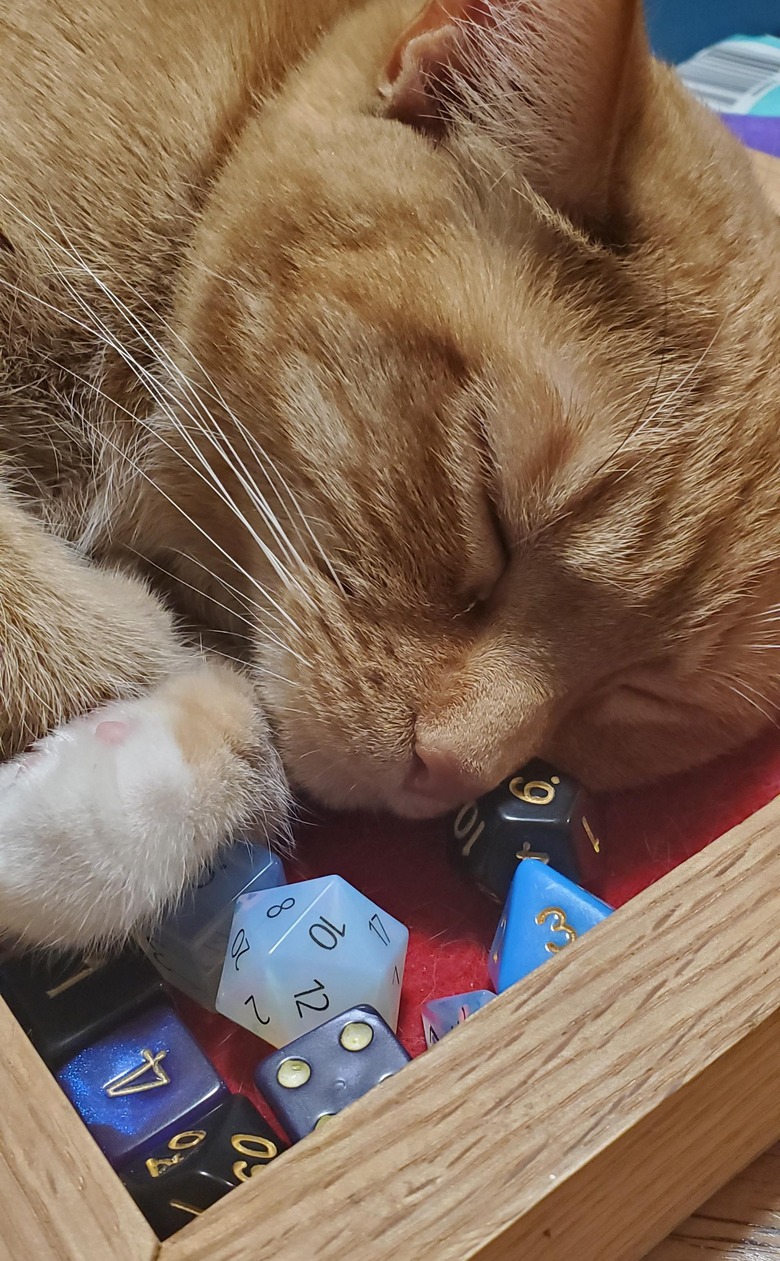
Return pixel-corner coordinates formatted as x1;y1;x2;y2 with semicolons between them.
95;719;130;746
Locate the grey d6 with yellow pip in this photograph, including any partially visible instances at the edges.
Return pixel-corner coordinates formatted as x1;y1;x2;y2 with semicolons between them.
449;759;603;904
255;1005;410;1141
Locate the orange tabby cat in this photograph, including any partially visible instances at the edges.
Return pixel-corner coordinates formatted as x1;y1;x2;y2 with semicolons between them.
0;0;777;946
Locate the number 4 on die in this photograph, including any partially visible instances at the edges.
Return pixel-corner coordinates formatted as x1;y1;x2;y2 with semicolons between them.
216;876;409;1048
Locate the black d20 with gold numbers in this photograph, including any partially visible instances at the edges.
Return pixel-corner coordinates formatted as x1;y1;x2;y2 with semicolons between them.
121;1094;287;1239
447;759;603;904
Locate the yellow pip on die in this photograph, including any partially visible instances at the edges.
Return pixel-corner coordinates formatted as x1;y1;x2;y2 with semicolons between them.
215;876;408;1048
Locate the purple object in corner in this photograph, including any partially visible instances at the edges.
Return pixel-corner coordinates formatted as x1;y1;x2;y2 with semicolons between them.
722;113;780;159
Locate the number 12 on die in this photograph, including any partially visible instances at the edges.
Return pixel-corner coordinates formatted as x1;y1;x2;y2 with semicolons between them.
243;979;332;1030
216;875;410;1046
294;980;329;1017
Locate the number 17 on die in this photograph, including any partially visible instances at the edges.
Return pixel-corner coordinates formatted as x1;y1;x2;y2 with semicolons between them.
215;877;409;1048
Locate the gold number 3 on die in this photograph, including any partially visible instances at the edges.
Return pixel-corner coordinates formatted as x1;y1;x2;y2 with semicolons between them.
535;907;578;953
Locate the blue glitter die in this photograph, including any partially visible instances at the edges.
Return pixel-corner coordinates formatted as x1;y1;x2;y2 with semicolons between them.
57;1002;227;1169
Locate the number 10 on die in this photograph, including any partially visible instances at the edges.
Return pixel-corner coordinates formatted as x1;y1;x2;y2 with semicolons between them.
216;875;410;1047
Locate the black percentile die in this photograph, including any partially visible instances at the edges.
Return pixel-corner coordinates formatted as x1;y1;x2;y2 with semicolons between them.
0;944;164;1068
120;1094;287;1239
448;758;603;904
255;1004;411;1141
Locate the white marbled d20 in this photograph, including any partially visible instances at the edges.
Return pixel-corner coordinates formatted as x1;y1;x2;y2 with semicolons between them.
139;842;286;1010
215;875;408;1048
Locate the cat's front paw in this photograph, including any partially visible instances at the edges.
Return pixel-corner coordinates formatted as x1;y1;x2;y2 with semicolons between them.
0;665;290;949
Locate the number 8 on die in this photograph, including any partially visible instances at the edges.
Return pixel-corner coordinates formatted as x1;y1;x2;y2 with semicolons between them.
215;876;409;1048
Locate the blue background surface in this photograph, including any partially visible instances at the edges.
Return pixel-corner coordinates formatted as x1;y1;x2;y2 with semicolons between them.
646;0;780;63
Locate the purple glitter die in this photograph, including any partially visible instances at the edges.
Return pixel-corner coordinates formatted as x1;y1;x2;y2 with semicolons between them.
56;1002;227;1168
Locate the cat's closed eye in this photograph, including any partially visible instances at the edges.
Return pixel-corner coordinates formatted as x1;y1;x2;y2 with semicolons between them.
3;0;776;834
238;0;779;812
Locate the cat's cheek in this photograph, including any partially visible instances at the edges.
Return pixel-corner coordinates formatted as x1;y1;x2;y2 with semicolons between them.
544;701;766;792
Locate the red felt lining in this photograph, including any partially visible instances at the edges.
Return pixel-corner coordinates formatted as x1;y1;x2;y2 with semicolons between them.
176;729;780;1121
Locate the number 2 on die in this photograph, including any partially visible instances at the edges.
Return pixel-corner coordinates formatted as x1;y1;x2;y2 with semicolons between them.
216;875;409;1047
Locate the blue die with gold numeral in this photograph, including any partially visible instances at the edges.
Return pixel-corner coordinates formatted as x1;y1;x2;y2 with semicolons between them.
488;861;613;993
139;842;286;1011
57;1002;228;1168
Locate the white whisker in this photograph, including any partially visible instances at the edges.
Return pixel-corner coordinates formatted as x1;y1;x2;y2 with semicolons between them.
52;356;311;663
27;199;317;588
130;550;259;638
2;264;312;661
0;191;322;629
34;242;308;614
95;251;344;591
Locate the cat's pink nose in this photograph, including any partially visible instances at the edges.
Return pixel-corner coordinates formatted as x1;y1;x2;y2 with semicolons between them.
406;744;490;806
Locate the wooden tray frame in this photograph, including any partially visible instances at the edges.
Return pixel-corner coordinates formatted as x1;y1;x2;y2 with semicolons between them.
2;153;779;1261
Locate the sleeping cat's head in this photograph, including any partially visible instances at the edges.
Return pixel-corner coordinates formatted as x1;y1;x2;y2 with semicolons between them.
167;0;780;816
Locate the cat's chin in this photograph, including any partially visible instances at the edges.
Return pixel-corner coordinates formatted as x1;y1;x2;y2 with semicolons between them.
389;794;465;821
294;775;465;820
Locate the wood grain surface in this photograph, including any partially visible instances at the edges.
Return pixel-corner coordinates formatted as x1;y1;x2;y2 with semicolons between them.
159;792;780;1261
649;1146;780;1259
0;997;158;1261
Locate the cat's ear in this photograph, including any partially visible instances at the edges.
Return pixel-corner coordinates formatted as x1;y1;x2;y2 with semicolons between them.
380;0;647;223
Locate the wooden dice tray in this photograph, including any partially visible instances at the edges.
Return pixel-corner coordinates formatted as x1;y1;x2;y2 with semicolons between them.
2;153;779;1261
